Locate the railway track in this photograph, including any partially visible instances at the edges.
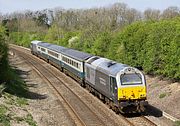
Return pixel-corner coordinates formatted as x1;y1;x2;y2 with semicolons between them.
11;45;158;126
12;48;115;126
125;115;157;126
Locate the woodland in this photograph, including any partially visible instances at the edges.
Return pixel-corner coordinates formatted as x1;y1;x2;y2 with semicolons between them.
0;3;179;80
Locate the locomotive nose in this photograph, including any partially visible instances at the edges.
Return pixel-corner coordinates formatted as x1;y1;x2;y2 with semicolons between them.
118;86;146;100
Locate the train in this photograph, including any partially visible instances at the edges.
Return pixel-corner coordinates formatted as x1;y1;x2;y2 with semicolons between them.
30;40;148;113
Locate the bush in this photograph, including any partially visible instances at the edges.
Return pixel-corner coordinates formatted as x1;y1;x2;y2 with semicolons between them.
0;26;9;82
159;93;166;99
9;32;45;47
112;17;180;80
92;31;112;57
8;17;180;80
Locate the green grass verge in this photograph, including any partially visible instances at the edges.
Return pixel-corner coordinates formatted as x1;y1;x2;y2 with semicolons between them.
0;105;10;126
25;114;37;126
159;93;166;99
3;67;29;98
174;121;180;126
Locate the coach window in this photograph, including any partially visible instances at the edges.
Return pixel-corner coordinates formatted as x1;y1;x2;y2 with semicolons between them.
75;63;77;68
78;64;81;69
48;50;51;55
41;48;46;52
72;61;74;66
54;53;58;58
67;59;69;64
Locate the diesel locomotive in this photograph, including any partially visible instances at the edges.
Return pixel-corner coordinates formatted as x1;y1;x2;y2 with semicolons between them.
30;40;148;113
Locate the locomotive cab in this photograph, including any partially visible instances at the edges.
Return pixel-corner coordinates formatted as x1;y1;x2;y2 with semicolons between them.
116;67;148;112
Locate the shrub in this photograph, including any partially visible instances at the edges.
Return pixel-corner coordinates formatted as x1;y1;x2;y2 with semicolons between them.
159;93;166;99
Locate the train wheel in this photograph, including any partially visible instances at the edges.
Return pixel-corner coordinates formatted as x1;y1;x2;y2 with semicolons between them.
80;80;85;87
60;67;63;72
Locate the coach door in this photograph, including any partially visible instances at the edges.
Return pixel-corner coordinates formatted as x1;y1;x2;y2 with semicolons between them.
110;77;117;101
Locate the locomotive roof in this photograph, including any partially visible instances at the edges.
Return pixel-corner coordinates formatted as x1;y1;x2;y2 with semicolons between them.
37;42;67;52
37;42;93;61
91;58;129;76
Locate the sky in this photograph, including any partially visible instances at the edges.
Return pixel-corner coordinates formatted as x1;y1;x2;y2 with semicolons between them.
0;0;180;14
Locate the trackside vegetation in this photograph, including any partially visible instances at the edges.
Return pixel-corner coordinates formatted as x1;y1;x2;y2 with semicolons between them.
0;26;8;82
1;4;179;80
0;25;37;126
0;25;28;96
107;17;180;80
7;17;180;80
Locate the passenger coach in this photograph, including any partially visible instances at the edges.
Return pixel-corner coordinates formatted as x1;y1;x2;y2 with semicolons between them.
30;40;92;84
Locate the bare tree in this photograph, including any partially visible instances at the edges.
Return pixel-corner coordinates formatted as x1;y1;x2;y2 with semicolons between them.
144;8;161;20
161;6;180;19
125;8;142;24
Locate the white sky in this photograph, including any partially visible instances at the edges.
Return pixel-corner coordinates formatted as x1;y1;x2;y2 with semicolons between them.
0;0;179;14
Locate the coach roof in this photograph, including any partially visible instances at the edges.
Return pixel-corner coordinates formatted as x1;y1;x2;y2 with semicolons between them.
62;48;93;61
37;42;67;52
37;42;93;61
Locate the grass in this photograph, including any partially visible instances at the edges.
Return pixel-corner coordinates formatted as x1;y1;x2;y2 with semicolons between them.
0;105;10;126
159;93;166;98
0;64;37;126
4;93;28;107
14;116;24;123
2;68;28;108
16;97;28;107
4;67;29;98
0;115;11;126
14;114;37;126
25;114;37;126
174;121;180;126
0;33;36;126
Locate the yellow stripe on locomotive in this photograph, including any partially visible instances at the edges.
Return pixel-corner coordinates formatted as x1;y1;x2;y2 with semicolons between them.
118;86;146;100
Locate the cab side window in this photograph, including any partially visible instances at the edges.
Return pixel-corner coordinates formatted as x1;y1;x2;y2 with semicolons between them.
110;77;117;94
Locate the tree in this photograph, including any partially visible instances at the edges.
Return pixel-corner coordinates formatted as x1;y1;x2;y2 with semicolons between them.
144;8;161;20
0;26;8;81
92;32;112;57
162;6;180;19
